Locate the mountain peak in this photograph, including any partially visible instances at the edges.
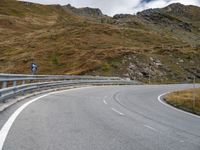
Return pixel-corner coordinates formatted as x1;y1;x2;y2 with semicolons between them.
162;2;200;21
64;4;103;17
166;2;185;7
164;3;187;12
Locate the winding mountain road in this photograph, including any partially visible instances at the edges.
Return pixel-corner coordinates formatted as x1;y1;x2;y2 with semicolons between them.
0;84;200;150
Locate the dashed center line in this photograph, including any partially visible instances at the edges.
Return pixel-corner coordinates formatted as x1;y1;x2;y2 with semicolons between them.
111;108;125;116
103;100;107;105
102;96;108;105
144;125;157;132
180;140;185;143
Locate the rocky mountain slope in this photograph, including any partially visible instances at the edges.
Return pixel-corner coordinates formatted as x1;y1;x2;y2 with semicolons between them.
0;0;199;83
63;4;103;18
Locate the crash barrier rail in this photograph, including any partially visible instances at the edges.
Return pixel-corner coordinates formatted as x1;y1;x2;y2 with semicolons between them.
0;73;121;88
0;74;138;102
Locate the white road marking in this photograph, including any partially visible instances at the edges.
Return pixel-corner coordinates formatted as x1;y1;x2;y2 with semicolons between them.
111;108;124;116
144;125;157;132
158;92;200;119
0;87;93;150
103;100;107;105
180;140;184;143
103;96;108;105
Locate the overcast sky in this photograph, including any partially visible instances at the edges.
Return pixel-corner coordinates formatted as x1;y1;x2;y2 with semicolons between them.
19;0;200;16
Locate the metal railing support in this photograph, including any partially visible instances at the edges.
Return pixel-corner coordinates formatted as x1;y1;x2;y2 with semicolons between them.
2;81;7;89
22;80;26;85
13;81;17;87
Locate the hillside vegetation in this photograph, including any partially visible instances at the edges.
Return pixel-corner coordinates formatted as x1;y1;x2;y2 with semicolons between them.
0;0;199;83
165;88;200;115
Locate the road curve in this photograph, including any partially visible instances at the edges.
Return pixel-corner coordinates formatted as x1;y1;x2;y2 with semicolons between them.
1;84;200;150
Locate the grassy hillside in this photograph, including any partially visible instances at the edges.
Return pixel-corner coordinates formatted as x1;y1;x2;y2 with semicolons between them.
0;0;199;83
165;88;200;115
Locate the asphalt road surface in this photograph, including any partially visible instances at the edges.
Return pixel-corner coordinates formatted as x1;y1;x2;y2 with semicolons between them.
0;84;200;150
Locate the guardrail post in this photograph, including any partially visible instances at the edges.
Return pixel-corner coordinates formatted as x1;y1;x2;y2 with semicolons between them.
2;81;7;89
13;81;17;87
22;80;25;85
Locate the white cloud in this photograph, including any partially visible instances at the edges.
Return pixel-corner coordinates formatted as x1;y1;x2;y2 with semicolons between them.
134;0;200;13
18;0;200;16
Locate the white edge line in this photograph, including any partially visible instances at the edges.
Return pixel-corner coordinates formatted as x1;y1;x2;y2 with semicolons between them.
111;108;124;116
158;92;200;119
0;86;93;150
144;125;157;132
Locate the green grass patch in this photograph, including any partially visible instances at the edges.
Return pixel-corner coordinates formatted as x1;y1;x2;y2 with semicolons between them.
101;63;111;72
51;53;60;66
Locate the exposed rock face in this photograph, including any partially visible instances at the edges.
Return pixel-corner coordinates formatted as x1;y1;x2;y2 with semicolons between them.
164;3;187;13
1;1;200;83
113;14;133;19
163;3;200;22
137;4;193;32
19;1;34;5
64;4;103;17
137;3;200;25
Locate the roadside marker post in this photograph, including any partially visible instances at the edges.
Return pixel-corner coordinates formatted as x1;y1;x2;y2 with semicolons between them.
192;75;196;110
149;65;151;85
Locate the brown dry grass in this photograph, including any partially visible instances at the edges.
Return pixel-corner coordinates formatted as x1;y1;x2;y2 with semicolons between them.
0;0;199;82
0;0;182;74
165;88;200;115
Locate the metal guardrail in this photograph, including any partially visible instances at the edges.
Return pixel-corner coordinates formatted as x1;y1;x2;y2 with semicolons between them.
0;74;138;103
0;74;121;80
0;73;121;88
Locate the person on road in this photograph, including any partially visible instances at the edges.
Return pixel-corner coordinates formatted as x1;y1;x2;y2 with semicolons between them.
31;63;38;75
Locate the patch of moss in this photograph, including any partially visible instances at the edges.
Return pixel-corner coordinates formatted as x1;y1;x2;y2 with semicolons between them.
101;63;111;72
